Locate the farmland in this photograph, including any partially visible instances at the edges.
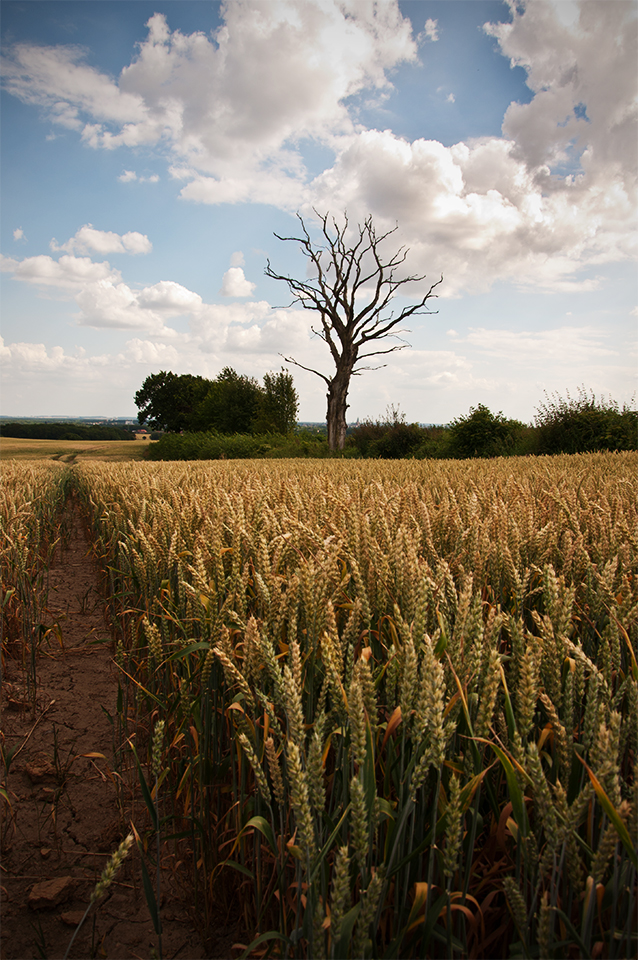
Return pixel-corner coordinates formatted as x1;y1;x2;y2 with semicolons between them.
0;436;150;461
1;453;637;958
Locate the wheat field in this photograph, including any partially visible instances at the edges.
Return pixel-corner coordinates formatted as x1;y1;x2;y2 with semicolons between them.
2;453;637;958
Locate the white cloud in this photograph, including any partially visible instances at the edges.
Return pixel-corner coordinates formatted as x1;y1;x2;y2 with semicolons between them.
0;252;120;289
384;348;474;389
446;93;455;104
230;251;245;267
484;0;637;177
1;2;416;189
118;169;159;183
137;280;202;314
307;109;635;293
418;19;439;43
73;280;171;332
1;0;634;310
461;325;616;362
177;171;308;209
1;251;196;333
0;335;111;373
189;300;310;359
13;227;25;241
1;248;304;350
125;338;180;364
51;224;152;255
220;266;256;297
74;278;204;332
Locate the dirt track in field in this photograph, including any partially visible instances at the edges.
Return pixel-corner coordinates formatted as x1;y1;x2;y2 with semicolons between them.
0;504;234;959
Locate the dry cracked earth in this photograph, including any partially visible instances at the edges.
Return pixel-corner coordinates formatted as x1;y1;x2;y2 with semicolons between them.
1;505;236;960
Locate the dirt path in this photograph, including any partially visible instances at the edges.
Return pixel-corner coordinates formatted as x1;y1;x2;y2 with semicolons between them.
1;505;207;960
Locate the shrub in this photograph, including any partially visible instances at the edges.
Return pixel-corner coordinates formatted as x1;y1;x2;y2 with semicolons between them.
413;426;453;460
534;387;638;454
145;430;330;461
347;406;433;459
447;404;526;459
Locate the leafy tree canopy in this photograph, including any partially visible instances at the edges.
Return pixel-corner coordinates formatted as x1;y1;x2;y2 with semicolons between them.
192;367;262;434
135;368;298;436
135;371;209;432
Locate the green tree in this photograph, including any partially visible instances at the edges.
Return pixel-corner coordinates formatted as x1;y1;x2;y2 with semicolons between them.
193;367;262;434
448;404;525;459
135;371;210;432
136;367;299;436
254;369;299;434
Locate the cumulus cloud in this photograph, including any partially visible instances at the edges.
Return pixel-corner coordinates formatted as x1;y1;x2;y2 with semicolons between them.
302;2;635;292
0;333;186;416
188;299;310;359
0;252;120;289
13;227;25;241
2;1;634;296
50;224;152;255
1;246;309;354
418;19;439;43
220;266;256;297
137;280;202;313
1;252;198;333
118;169;159;183
484;0;637;175
73;281;175;332
125;338;180;364
308;112;634;293
1;1;415;188
0;335;111;373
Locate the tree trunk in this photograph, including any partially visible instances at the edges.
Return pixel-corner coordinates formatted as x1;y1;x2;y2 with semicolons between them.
326;373;350;451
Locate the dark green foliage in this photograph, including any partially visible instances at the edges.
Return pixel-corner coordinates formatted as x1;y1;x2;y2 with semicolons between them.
145;430;329;461
534;387;637;454
0;422;134;441
347;407;452;460
347;407;426;459
135;367;299;436
192;367;262;434
412;426;453;459
135;371;209;432
254;369;299;435
447;404;526;459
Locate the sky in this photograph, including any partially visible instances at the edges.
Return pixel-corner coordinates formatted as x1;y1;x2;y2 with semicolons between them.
1;0;636;425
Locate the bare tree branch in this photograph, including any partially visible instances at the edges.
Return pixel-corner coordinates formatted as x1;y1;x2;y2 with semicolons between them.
266;212;442;449
280;354;331;387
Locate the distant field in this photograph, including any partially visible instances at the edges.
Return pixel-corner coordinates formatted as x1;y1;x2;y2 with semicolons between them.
0;437;151;461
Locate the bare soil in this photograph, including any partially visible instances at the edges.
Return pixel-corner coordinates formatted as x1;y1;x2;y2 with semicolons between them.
1;505;236;959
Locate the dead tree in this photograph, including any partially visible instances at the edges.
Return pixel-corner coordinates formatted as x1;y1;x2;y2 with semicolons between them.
265;211;442;451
